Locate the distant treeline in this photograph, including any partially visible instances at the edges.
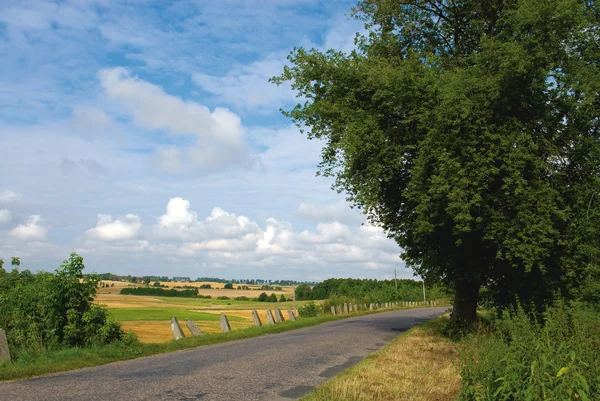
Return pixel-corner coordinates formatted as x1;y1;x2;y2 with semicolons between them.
119;287;210;298
95;273;316;286
304;278;450;303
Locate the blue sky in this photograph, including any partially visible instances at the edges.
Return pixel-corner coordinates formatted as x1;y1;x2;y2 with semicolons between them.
0;0;411;281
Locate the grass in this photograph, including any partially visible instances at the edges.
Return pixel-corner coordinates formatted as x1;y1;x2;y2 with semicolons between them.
0;312;354;382
301;317;460;401
108;307;246;321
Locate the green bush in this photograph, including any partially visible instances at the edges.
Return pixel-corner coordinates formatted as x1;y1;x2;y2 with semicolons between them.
234;296;249;301
459;301;600;401
217;296;230;300
223;283;234;289
0;253;127;360
298;301;320;318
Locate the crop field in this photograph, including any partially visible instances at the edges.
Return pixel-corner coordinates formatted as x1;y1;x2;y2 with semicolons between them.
95;280;305;343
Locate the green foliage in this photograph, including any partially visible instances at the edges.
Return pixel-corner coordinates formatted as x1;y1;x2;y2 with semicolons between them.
0;253;125;361
11;257;20;267
199;284;212;289
223;283;234;289
312;277;447;303
257;292;268;302
234;296;250;301
268;293;278;302
273;0;600;325
216;296;230;300
279;294;287;302
295;283;313;300
459;302;600;401
119;287;199;298
298;301;320;318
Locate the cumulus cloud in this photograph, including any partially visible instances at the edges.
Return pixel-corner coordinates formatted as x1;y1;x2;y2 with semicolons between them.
193;55;295;113
85;214;141;241
98;67;248;171
10;215;47;241
0;209;11;224
0;190;21;203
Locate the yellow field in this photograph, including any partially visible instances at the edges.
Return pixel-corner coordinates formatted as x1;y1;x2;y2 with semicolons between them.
95;280;299;343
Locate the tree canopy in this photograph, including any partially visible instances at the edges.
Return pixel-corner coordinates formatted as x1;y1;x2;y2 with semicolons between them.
273;0;600;325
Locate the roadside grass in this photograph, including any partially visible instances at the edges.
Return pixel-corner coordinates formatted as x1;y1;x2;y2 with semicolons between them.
0;312;358;381
302;317;460;401
107;307;246;321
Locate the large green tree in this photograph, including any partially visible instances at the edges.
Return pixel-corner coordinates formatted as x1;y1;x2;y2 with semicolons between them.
273;0;600;325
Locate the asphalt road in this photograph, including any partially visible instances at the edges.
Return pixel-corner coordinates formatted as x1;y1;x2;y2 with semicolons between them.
0;307;447;401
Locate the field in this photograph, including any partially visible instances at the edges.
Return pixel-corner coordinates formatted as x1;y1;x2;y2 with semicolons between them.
96;280;303;343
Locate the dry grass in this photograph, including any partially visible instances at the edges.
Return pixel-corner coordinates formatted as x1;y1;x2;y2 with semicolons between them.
302;318;460;401
96;280;295;298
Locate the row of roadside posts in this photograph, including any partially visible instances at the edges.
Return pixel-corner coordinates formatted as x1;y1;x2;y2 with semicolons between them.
330;300;441;316
170;307;297;340
172;301;442;339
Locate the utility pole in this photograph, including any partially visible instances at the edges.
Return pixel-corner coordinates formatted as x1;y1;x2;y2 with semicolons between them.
422;279;427;302
394;268;398;299
293;285;296;314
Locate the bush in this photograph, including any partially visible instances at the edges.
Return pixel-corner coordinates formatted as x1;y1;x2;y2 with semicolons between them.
459;301;600;401
258;292;268;302
199;284;212;289
0;253;127;360
234;296;249;301
268;293;278;302
298;301;320;318
223;283;234;289
279;294;286;302
217;296;230;300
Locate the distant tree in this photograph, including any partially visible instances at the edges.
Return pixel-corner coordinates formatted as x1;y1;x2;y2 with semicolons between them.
279;294;287;302
199;284;212;289
295;283;312;301
11;257;20;267
153;281;161;287
268;293;278;302
0;259;3;271
224;283;234;289
257;292;268;302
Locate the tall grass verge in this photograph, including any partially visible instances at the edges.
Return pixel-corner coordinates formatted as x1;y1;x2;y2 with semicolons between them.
302;317;461;401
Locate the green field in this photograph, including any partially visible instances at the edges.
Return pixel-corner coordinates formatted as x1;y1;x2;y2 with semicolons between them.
108;308;246;322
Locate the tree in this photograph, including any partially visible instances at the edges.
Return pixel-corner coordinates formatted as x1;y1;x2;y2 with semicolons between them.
279;294;287;302
273;0;600;326
295;283;313;301
223;282;234;289
11;257;20;267
153;281;161;287
268;293;278;302
258;292;268;302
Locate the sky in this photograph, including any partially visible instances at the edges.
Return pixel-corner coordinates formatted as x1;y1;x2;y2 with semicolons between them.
0;0;413;281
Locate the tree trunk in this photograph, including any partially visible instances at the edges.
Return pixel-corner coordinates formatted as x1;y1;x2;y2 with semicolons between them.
451;276;480;328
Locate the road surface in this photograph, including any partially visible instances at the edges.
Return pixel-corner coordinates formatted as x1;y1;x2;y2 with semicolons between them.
0;307;447;401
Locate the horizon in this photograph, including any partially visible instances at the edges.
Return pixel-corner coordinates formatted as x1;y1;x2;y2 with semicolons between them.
0;0;413;282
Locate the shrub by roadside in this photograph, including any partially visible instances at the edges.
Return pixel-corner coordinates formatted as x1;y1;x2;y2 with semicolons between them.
458;301;600;401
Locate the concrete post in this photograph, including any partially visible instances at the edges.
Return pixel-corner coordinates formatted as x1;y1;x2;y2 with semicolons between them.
251;310;262;327
343;303;349;314
186;319;202;336
331;306;336;316
0;329;10;362
170;317;185;340
266;309;275;325
220;313;231;332
287;310;296;321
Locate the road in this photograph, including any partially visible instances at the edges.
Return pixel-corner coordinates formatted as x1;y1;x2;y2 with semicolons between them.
0;307;447;401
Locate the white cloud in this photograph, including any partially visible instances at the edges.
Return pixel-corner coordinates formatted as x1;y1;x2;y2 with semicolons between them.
193;55;296;113
85;214;141;241
10;215;47;241
0;190;21;203
0;209;11;224
98;67;249;171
